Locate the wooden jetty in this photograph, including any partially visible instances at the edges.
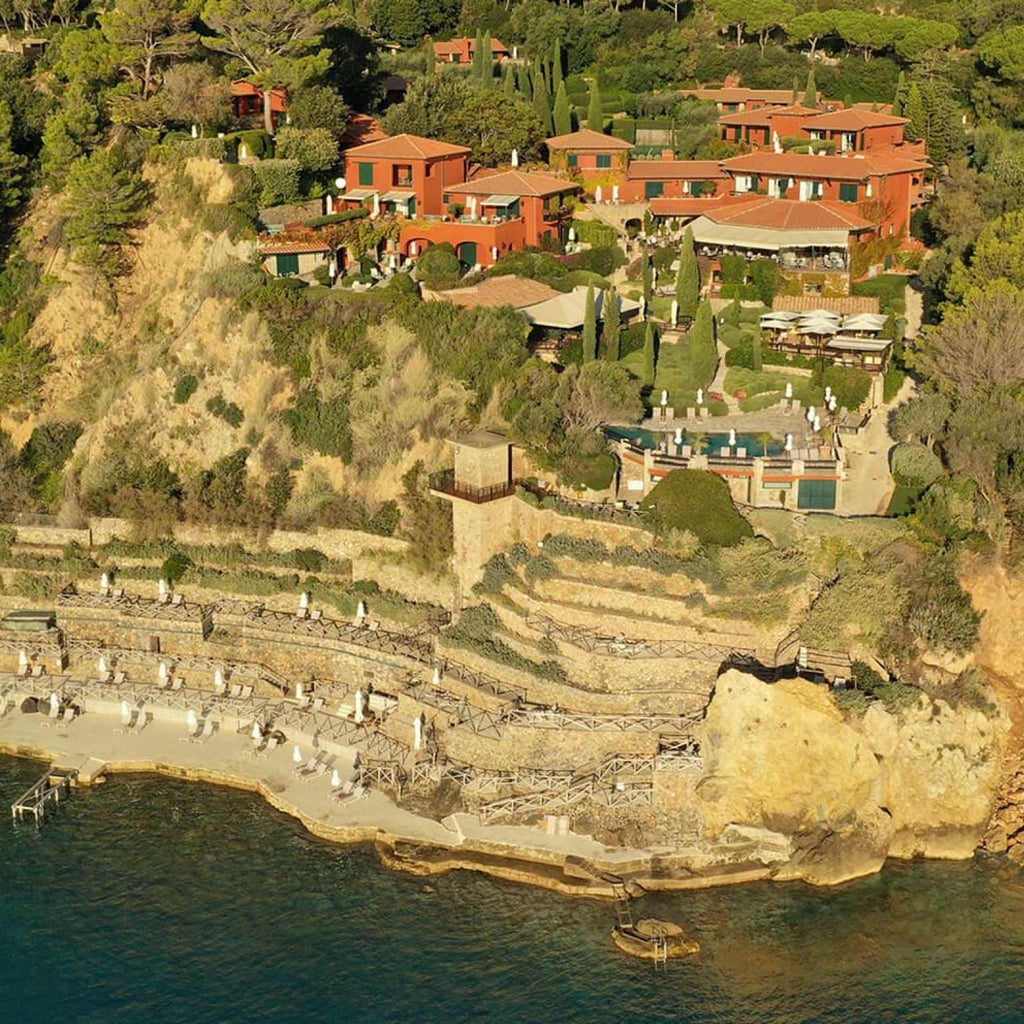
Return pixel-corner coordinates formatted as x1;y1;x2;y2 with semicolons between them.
11;766;77;824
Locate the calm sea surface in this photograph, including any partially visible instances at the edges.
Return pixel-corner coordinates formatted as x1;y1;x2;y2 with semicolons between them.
3;754;1024;1024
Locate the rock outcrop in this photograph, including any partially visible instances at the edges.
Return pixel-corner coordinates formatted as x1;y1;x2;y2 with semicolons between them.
696;671;1009;885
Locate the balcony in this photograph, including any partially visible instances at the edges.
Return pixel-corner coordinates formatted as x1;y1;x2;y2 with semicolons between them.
429;468;515;503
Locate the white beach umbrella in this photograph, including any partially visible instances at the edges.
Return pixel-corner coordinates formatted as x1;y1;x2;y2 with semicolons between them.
187;708;198;730
251;720;262;740
293;744;303;764
50;692;59;712
331;768;341;788
354;688;364;724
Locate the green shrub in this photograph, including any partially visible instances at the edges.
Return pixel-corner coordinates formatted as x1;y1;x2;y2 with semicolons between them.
640;469;753;547
891;443;943;487
250;159;301;206
206;394;244;427
173;374;199;404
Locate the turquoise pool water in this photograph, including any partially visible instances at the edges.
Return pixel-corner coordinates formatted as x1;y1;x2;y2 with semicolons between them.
606;426;784;456
4;755;1024;1024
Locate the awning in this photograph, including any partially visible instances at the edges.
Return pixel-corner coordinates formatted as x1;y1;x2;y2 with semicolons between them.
379;190;415;203
342;188;374;201
687;215;850;251
828;335;892;353
482;194;519;207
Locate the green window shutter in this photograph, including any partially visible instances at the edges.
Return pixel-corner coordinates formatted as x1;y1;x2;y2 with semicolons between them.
797;478;836;510
644;181;664;198
276;253;299;276
358;162;373;186
596;154;612;169
567;154;578;167
839;183;858;203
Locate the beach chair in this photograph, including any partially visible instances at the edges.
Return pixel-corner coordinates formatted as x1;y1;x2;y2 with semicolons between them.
114;708;137;735
179;718;203;743
193;719;218;744
257;735;280;758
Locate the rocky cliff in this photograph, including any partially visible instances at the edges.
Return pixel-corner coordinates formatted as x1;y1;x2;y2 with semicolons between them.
696;671;1010;885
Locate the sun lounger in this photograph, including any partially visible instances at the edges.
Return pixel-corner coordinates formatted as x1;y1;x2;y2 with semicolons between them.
257;735;281;758
192;719;218;744
114;709;138;735
179;718;204;742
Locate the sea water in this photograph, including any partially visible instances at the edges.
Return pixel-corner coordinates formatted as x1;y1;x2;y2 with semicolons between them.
3;754;1024;1024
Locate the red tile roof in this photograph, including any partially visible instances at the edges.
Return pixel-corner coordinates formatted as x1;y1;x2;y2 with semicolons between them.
722;151;928;179
699;197;875;232
801;109;909;130
717;103;820;126
545;128;632;151
454;169;580;198
343;133;470;160
626;160;730;180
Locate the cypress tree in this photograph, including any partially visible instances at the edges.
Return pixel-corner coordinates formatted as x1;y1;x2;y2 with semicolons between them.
582;285;597;362
803;68;817;108
587;76;603;131
553;81;572;136
642;322;656;386
533;65;553;136
675;227;699;320
601;293;620;360
552;39;564;90
893;71;908;116
905;82;926;141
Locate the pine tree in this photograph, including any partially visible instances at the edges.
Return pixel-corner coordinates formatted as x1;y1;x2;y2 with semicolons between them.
803;68;817;108
893;71;908;117
642;322;656;386
552;39;563;90
533;61;552;135
905;82;926;141
553;80;572;136
581;284;597;362
587;76;603;131
675;227;699;320
601;293;620;360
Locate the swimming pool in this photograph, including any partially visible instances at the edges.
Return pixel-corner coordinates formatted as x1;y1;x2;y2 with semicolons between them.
605;426;785;456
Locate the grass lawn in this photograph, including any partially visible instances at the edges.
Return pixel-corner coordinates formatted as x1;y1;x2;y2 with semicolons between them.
725;367;821;409
621;334;715;403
